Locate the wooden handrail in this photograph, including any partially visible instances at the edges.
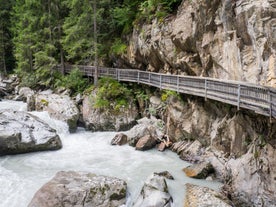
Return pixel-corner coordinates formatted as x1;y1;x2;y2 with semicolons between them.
57;65;276;119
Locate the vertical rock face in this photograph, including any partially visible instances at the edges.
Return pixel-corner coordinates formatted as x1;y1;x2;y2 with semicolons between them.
226;144;276;207
162;95;276;206
119;0;276;87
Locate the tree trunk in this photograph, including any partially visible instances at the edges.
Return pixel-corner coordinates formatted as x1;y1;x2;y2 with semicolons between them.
93;0;98;86
58;24;65;75
0;24;7;76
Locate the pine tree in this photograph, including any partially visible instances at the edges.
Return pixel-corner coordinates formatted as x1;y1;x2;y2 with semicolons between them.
12;0;67;86
0;0;15;75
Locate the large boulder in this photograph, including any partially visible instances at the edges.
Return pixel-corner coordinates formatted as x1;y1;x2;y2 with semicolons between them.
0;110;62;155
184;183;233;207
183;162;214;179
28;171;127;207
27;93;79;132
126;117;164;147
13;87;35;102
0;75;19;97
135;135;157;151
82;95;138;131
225;143;276;207
133;174;173;207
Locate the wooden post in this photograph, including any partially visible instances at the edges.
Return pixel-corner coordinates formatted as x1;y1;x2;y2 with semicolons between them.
237;84;241;110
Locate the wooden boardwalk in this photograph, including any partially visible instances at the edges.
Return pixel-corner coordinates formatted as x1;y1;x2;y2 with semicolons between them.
62;65;276;119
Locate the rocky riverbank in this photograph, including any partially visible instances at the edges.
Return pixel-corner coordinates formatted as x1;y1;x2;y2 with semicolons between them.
1;73;275;206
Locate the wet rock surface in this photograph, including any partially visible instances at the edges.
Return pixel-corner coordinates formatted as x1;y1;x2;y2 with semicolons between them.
111;133;128;146
0;110;62;155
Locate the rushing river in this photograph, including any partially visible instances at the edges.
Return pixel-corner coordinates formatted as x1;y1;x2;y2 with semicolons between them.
0;100;222;207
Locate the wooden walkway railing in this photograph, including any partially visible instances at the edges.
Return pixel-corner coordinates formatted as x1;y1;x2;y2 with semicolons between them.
62;65;276;119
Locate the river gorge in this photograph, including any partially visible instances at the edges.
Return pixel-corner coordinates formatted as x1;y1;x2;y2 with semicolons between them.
0;100;222;207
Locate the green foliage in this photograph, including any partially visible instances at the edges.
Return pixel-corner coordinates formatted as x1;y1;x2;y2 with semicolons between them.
54;68;88;94
161;89;179;102
136;0;182;23
5;0;182;91
94;77;132;111
111;39;127;55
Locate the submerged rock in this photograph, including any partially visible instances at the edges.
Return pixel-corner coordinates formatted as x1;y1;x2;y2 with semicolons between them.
184;183;233;207
133;174;173;207
0;110;62;155
28;171;127;207
111;133;128;146
153;171;174;180
27;93;79;132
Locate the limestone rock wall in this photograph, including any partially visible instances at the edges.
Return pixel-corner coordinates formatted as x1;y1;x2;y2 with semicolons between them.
117;0;276;87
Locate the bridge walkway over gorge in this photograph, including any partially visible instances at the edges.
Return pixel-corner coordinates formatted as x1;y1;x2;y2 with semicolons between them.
60;65;276;120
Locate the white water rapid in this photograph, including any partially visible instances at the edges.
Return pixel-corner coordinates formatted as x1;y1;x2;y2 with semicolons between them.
0;100;222;207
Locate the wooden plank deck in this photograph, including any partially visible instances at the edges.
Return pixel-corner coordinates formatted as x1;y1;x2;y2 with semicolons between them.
58;65;276;119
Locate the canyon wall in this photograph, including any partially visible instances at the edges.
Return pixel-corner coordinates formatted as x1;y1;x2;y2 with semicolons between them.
114;0;276;206
117;0;276;87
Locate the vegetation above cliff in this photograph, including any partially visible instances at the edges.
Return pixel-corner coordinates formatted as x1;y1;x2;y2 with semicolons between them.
0;0;181;89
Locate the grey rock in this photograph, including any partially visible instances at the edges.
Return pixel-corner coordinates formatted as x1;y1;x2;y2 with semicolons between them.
82;95;138;132
0;110;62;155
27;93;79;132
154;171;174;180
184;183;233;207
183;162;214;179
28;171;127;207
111;133;128;146
135;135;157;151
133;174;173;207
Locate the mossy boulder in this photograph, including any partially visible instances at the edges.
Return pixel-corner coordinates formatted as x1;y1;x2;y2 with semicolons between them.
28;171;127;207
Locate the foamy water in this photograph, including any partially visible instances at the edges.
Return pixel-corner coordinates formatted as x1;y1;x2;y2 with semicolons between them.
0;100;222;207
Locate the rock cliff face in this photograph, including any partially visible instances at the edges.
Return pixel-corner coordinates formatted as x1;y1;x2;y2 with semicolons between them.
164;95;276;206
118;0;276;87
